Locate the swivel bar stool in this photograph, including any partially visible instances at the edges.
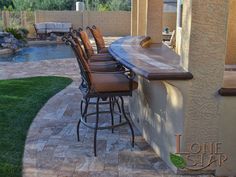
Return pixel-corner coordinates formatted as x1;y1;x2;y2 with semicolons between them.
87;25;109;54
71;30;115;63
65;37;138;156
76;28;113;60
63;35;123;123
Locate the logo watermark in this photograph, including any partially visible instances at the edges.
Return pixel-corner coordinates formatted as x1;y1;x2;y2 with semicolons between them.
170;134;228;171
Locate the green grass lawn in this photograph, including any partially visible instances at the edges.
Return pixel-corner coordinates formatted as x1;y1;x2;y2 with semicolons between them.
0;76;72;177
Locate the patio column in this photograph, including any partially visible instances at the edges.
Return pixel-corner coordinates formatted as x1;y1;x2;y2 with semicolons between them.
131;0;138;36
175;0;182;54
146;0;163;43
181;0;229;171
176;0;182;28
225;0;236;64
137;0;147;36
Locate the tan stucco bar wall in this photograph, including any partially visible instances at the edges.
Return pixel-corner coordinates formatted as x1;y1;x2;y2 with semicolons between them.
109;36;193;173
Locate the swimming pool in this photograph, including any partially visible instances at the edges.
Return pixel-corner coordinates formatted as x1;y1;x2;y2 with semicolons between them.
0;44;75;62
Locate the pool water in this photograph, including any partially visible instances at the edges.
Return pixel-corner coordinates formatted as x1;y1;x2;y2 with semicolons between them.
0;44;75;62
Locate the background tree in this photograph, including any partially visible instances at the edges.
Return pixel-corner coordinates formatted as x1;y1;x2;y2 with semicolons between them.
1;0;130;11
11;0;77;11
0;0;14;10
84;0;131;11
107;0;131;11
12;0;35;11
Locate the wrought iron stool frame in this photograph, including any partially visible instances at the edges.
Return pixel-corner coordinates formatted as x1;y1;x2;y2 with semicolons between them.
64;36;136;156
64;32;123;129
80;97;122;126
86;25;108;54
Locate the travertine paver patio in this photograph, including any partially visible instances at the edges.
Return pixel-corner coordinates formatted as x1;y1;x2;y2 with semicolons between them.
0;38;214;177
22;75;173;177
1;58;172;177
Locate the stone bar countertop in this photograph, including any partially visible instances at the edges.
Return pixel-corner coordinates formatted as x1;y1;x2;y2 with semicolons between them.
219;71;236;96
108;36;193;80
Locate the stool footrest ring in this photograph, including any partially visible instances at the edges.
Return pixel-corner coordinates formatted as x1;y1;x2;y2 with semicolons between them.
80;117;128;130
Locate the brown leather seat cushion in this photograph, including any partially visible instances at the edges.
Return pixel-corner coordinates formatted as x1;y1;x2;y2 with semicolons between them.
89;54;114;62
88;60;117;65
79;31;95;58
99;47;109;53
95;53;112;57
89;64;118;72
88;60;119;72
90;73;138;93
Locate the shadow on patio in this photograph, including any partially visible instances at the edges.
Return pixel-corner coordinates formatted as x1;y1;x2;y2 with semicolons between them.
22;78;172;177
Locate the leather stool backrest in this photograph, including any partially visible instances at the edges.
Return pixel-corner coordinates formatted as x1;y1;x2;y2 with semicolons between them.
77;29;95;58
87;25;106;53
66;37;92;93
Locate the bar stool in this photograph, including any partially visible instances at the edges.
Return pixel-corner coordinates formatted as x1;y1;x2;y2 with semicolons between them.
76;28;113;59
69;33;124;114
64;37;138;156
63;34;123;122
87;25;109;54
70;30;115;63
65;33;121;72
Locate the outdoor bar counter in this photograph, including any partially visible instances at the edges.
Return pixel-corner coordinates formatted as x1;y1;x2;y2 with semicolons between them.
123;0;236;175
109;35;236;175
109;36;193;172
109;36;193;80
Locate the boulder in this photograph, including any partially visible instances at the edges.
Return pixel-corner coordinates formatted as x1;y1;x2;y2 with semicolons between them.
0;32;26;50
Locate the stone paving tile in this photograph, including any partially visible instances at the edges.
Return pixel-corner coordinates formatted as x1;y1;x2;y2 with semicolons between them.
88;171;119;177
0;37;214;177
